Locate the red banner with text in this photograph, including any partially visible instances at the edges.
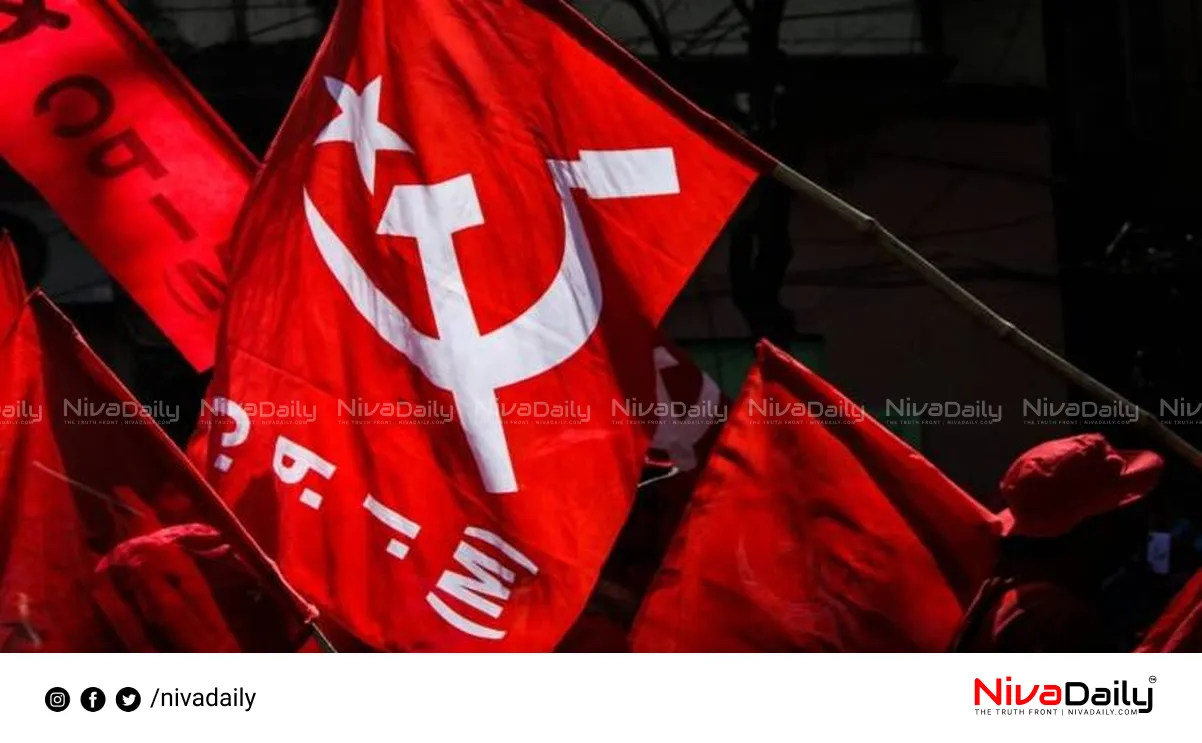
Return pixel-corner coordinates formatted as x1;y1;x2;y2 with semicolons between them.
0;0;255;370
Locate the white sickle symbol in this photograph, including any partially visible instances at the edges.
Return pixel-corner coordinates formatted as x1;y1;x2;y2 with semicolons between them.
304;148;679;492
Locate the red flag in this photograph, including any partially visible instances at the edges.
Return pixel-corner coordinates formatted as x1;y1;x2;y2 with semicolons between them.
1136;570;1202;652
0;238;313;651
630;341;1002;651
193;0;766;650
0;0;255;370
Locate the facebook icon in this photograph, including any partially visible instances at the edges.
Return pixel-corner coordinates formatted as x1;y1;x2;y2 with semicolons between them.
80;687;105;712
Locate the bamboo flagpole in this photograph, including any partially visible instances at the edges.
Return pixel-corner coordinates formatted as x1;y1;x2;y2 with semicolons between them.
769;162;1202;471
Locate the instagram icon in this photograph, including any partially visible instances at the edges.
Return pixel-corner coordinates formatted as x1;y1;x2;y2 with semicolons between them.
44;687;70;712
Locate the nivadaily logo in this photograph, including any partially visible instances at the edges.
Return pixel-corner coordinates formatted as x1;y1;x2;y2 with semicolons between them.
974;677;1154;716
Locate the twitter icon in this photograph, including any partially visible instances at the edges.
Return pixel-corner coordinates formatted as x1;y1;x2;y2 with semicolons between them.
116;687;141;712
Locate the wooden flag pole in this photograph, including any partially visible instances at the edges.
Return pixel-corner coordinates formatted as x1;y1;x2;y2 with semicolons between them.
770;162;1202;471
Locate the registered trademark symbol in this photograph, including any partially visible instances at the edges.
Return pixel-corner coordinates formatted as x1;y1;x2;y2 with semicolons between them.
1149;676;1157;684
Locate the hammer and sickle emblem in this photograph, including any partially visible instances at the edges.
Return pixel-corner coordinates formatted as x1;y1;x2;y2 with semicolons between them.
0;0;70;44
305;140;679;493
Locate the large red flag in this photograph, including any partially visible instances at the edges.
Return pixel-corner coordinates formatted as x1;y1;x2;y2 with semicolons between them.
630;341;1002;651
0;0;255;370
192;0;766;650
0;238;313;651
1136;570;1202;652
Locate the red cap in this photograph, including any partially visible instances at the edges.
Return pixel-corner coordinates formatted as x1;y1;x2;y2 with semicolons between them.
996;433;1163;538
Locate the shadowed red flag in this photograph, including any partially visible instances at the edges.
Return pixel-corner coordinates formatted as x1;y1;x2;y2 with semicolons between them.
631;341;1002;651
0;237;313;651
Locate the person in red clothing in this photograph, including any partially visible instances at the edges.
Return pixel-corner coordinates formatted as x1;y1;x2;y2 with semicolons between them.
950;433;1164;652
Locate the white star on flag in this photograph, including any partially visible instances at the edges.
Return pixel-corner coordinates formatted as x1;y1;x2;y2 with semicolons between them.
315;76;411;193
